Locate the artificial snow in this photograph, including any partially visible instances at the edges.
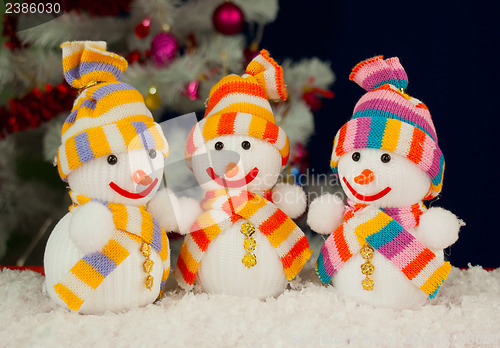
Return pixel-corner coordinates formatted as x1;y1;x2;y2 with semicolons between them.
1;264;499;348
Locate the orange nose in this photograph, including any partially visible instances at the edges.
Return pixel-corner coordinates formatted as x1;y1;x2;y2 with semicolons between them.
224;162;239;178
133;170;153;185
354;169;374;185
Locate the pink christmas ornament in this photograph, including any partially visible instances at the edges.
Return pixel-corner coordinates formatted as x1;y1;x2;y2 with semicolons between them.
150;32;178;67
182;80;200;100
212;2;245;35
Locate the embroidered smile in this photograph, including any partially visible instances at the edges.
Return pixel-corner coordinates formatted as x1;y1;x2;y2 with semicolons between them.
342;177;391;202
207;167;259;188
109;178;159;199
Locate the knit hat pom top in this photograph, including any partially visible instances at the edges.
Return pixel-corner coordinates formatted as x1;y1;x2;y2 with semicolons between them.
244;49;287;101
62;41;128;90
57;41;168;182
330;55;445;199
203;49;287;122
349;56;408;92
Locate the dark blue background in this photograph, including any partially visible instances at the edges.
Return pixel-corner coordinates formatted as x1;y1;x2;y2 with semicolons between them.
261;1;498;267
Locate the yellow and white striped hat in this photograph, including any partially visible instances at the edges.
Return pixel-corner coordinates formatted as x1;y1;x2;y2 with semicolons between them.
185;50;289;168
56;41;168;182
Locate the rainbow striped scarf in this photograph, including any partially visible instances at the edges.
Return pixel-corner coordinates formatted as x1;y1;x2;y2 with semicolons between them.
54;192;170;311
316;201;451;298
175;189;312;289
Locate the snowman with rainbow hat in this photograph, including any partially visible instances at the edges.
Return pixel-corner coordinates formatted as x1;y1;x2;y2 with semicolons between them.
44;41;182;313
307;56;463;309
171;50;313;298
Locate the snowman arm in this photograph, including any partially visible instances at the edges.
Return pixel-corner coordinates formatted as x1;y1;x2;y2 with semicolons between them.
307;193;345;235
147;188;202;235
271;182;307;219
415;207;464;250
69;202;114;254
176;196;203;235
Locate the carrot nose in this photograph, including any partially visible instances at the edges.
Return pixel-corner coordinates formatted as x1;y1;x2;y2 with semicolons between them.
224;162;239;178
354;169;374;185
133;170;153;185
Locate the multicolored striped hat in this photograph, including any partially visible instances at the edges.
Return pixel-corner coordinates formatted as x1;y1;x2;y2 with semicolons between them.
57;41;168;181
331;56;444;199
185;49;289;168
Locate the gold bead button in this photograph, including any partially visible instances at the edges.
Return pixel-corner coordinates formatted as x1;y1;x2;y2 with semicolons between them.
360;244;374;259
240;222;255;237
145;275;154;290
243;237;257;252
361;260;375;275
242;253;257;268
361;277;374;291
143;259;154;273
141;243;152;257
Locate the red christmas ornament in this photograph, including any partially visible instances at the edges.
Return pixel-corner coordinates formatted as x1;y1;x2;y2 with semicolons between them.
212;2;245;35
126;49;142;65
150;32;178;67
134;17;151;39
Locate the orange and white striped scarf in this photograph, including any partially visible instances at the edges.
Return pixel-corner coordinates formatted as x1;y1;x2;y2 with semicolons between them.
175;189;312;289
54;191;170;311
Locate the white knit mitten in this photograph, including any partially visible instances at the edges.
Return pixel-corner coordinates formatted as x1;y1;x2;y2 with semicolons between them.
416;207;463;250
271;182;307;219
307;193;345;234
69;202;114;253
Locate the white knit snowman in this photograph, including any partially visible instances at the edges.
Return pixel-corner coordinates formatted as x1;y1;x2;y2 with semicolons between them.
44;41;173;314
173;50;312;298
307;56;462;309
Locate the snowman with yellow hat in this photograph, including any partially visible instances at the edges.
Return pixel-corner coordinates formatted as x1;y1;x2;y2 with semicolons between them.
173;50;313;298
44;41;180;313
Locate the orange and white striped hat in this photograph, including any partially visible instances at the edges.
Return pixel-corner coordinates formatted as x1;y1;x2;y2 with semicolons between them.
56;41;168;182
185;50;289;168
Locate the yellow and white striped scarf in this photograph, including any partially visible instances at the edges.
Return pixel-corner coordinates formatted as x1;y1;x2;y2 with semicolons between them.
54;191;170;311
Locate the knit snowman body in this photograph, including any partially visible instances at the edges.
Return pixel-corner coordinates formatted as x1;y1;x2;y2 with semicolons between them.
46;217;164;313
45;148;167;313
174;50;312;298
192;135;288;298
308;56;461;309
44;41;171;313
330;148;439;308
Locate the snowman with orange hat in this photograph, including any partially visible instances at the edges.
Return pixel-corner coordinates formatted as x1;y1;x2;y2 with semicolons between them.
308;56;463;309
172;50;313;298
44;41;178;313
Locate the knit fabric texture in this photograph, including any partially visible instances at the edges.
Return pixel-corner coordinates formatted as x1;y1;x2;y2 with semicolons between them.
315;201;451;298
174;189;312;289
54;191;170;311
330;56;444;199
185;49;289;168
57;41;168;181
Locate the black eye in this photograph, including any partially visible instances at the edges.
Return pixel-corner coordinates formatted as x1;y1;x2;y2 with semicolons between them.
241;141;251;150
215;141;224;151
149;149;157;159
381;153;391;163
352;152;360;162
107;154;118;165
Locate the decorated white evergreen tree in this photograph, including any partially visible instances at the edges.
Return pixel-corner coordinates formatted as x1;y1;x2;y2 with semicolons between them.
0;0;334;262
